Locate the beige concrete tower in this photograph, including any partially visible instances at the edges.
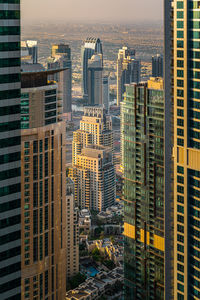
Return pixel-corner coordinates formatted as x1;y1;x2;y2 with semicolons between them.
21;66;66;300
72;106;113;166
70;146;116;211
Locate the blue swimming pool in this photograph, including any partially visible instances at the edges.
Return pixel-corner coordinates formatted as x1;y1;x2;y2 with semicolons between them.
86;266;99;277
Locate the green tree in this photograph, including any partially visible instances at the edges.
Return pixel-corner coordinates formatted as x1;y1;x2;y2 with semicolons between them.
68;273;87;290
91;248;101;261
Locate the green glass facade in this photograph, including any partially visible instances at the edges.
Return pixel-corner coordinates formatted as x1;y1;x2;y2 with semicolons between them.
0;0;21;299
121;82;165;299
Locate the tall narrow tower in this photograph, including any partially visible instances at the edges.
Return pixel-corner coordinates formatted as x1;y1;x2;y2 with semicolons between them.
0;1;21;299
173;1;200;299
88;54;103;106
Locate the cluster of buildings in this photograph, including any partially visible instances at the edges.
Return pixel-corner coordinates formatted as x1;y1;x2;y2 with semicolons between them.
2;1;200;300
86;238;123;266
65;267;123;300
97;203;123;223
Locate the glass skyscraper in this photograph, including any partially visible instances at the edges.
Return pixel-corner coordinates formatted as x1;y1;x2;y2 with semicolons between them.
0;1;21;299
81;37;103;100
173;1;200;299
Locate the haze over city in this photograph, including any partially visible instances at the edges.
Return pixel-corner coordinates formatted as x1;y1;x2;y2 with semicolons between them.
22;0;163;24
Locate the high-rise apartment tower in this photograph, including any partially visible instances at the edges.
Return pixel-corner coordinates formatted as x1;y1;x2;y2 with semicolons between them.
0;1;21;299
173;1;200;299
72;106;113;166
70;107;115;211
122;78;166;299
70;146;116;211
20;65;66;299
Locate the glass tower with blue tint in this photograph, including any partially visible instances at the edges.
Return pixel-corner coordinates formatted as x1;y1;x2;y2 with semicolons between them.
0;0;21;299
81;37;103;100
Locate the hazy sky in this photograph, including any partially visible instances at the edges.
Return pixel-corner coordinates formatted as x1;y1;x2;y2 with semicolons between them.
22;0;163;24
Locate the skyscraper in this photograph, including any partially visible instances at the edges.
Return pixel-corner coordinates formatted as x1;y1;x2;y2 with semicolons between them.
173;1;200;299
47;44;72;121
152;54;163;78
88;54;103;106
81;38;103;99
0;1;21;299
122;78;165;299
20;65;66;299
117;46;140;106
70;145;116;211
70;106;115;211
164;0;173;299
72;106;113;166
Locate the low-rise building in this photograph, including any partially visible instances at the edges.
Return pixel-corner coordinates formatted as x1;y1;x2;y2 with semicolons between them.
79;209;91;234
65;267;123;300
86;239;123;266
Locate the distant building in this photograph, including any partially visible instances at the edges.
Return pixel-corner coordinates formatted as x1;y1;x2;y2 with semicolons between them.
81;37;103;99
152;54;163;77
66;178;79;279
102;75;110;111
117;46;140;106
88;54;103;105
70;146;116;211
21;65;67;299
72;106;113;166
47;44;72;121
21;40;38;64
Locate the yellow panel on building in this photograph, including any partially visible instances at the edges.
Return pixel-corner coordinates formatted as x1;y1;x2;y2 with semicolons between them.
154;235;165;252
188;148;200;171
124;223;135;239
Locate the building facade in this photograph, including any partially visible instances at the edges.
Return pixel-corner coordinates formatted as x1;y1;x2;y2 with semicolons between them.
66;178;79;279
117;46;140;106
20;67;66;299
122;78;165;299
88;54;103;106
152;54;163;78
70;146;116;211
81;38;103;99
47;44;72;121
173;1;200;299
0;1;21;299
